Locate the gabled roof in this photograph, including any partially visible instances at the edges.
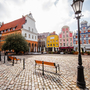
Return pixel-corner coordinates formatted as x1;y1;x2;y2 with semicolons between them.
0;16;26;31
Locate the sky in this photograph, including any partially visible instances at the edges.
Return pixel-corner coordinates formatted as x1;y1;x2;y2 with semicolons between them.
0;0;90;35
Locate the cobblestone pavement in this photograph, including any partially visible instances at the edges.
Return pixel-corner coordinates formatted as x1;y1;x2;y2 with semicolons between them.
0;54;90;90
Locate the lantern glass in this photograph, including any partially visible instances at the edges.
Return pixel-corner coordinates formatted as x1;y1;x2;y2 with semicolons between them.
71;0;83;14
80;1;83;12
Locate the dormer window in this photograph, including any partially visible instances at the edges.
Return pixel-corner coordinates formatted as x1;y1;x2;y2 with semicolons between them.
1;31;3;33
8;29;10;31
13;27;15;30
4;30;6;32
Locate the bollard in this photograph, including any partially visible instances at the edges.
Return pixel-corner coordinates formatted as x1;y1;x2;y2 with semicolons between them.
12;58;14;66
23;58;25;69
4;56;5;63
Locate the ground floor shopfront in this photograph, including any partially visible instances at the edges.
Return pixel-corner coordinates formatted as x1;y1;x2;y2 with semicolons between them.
59;47;74;52
74;44;90;52
27;40;38;52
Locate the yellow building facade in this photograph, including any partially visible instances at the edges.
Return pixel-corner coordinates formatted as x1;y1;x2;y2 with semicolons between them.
46;35;59;51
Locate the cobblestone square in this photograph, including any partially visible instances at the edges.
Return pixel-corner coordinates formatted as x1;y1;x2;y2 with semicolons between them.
0;54;90;90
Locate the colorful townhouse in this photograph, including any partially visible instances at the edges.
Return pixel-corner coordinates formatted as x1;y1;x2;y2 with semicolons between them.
46;32;59;52
0;13;38;52
59;26;73;52
38;32;50;52
73;21;90;52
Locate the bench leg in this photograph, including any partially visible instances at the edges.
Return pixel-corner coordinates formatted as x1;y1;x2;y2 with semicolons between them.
12;59;14;66
42;61;44;75
20;59;21;62
16;60;17;64
35;63;36;73
56;67;57;73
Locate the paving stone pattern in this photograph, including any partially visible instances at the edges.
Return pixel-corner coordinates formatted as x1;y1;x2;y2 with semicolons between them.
0;54;90;90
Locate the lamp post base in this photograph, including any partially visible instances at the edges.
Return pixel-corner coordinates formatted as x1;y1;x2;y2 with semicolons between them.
77;65;86;89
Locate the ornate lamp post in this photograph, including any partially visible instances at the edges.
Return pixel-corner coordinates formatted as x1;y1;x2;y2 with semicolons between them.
71;0;86;89
0;31;2;61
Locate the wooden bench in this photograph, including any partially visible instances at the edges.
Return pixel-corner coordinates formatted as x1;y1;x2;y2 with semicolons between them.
35;60;60;75
8;56;21;63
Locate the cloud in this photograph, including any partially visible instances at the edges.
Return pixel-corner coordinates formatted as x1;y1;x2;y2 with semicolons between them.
83;10;90;18
0;0;89;35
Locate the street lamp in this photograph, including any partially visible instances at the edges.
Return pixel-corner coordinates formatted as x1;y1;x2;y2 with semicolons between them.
71;0;86;89
0;31;2;61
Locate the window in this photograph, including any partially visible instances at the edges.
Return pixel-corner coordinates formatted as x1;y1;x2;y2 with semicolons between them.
4;30;6;32
89;40;90;44
63;43;65;46
63;31;65;33
66;31;68;33
70;43;72;46
13;27;15;30
29;27;30;31
35;36;36;39
56;40;58;42
25;33;27;37
32;28;33;32
53;40;55;42
84;35;86;38
88;30;90;32
80;40;82;44
67;43;68;46
88;35;90;37
56;44;58;46
60;39;62;42
76;41;77;44
1;31;3;33
63;39;65;41
50;41;52;43
67;39;68;41
32;35;33;39
53;44;55;46
60;43;62;46
70;38;72;41
48;41;49;43
66;35;68;37
48;44;49;46
29;34;30;38
63;35;65;38
50;44;52;46
8;29;10;31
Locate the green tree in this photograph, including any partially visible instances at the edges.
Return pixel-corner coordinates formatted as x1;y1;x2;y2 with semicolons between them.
2;33;29;54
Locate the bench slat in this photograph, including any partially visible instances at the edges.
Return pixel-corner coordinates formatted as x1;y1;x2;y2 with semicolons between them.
9;56;20;61
35;60;42;64
44;61;55;66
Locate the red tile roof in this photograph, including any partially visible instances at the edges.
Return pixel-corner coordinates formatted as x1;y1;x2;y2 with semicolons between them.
0;17;26;31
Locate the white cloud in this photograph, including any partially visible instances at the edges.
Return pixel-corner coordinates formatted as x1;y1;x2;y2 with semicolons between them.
82;10;90;18
0;0;89;35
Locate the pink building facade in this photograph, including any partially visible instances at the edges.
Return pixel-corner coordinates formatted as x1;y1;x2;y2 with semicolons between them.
59;26;73;51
